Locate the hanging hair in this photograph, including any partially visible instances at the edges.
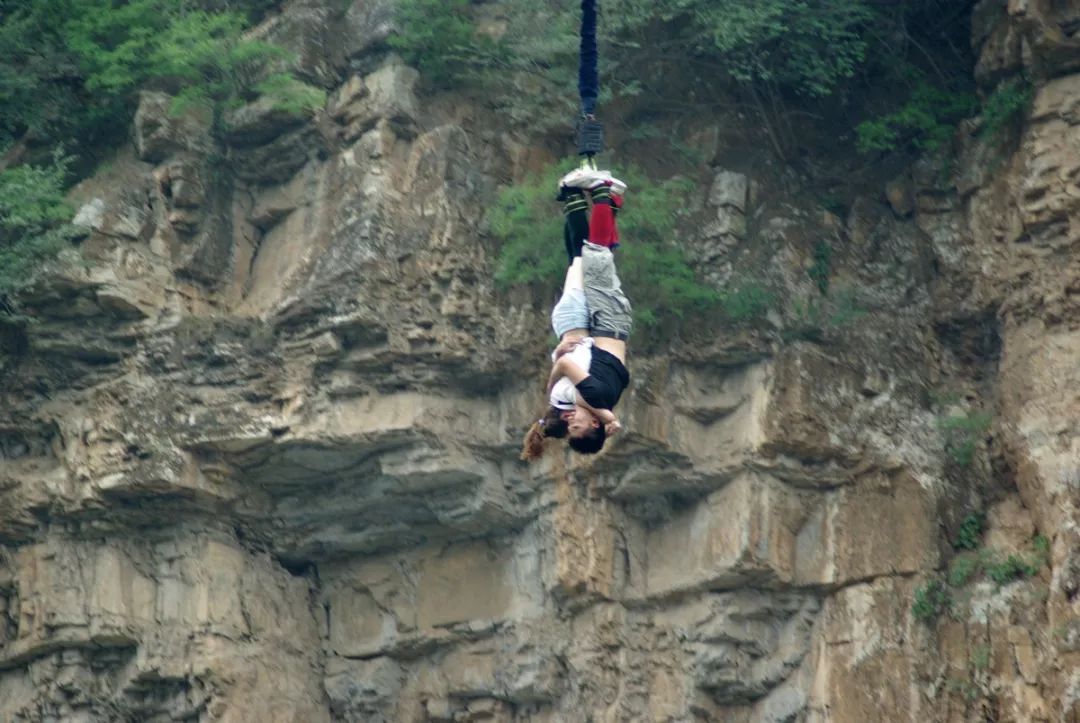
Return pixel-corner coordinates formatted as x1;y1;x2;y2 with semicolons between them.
568;423;606;455
520;407;569;462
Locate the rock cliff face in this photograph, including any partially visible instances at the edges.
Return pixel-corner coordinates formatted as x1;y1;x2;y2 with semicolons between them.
1;0;1078;721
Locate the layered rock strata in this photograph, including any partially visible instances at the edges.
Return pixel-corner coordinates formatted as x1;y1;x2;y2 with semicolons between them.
0;0;1077;721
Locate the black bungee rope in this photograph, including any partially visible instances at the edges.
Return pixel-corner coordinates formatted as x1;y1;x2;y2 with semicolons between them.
576;0;604;159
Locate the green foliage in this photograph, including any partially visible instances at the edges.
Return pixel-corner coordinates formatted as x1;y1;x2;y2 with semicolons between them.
490;163;726;329
1032;534;1050;562
784;287;865;343
0;154;79;294
387;0;479;87
718;282;773;325
857;75;978;154
948;553;979;587
0;0;320;148
947;536;1048;590
490;162;575;289
0;0;322;293
913;580;951;624
946;677;980;703
389;0;954;133
807;239;831;295
255;73;328;117
954;512;985;551
979;78;1033;140
985;553;1039;586
648;0;876;98
821;196;846;218
971;644;991;671
390;0;576;131
927;386;963;408
937;411;992;466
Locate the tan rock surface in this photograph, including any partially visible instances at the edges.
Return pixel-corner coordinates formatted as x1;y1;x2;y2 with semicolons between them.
0;2;1077;721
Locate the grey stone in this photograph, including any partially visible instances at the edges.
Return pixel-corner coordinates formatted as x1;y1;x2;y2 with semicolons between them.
709;169;749;212
133;92;212;163
73;199;106;230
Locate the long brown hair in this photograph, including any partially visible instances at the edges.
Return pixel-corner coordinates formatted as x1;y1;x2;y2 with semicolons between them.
520;407;569;462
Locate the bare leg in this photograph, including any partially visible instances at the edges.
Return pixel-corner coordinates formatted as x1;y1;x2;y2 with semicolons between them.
564;256;584;292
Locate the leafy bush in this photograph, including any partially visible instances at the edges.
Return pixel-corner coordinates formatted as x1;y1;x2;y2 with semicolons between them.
979;77;1033;140
1032;534;1050;563
970;644;991;672
718;282;773;325
388;0;963;135
0;1;324;295
985;554;1039;586
807;239;831;295
0;0;322;148
610;0;876;98
783;287;865;343
490;162;724;329
937;411;992;466
387;0;480;88
913;580;951;623
857;75;978;154
954;512;985;550
0;154;79;294
948;553;979;587
947;536;1048;590
390;0;577;131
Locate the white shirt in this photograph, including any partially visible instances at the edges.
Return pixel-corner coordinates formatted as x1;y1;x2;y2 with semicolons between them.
550;338;593;410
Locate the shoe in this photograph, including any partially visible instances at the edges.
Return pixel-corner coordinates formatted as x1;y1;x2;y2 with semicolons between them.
559;167;628;196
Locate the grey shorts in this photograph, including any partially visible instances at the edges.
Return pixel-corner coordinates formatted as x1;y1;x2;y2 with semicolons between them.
582;243;633;340
551;287;589;338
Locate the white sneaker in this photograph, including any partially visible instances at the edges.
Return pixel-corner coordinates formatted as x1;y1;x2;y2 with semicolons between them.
559;167;628;195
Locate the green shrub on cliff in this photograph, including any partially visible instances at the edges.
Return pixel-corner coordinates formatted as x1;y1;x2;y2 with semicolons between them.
489;163;723;328
0;0;322;150
979;78;1034;140
856;75;978;154
0;0;324;298
391;0;874;102
0;154;79;294
912;579;951;623
937;411;991;466
387;0;479;88
953;512;985;550
612;0;876;98
389;0;974;145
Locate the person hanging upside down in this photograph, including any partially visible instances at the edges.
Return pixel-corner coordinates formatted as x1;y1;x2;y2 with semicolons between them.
521;166;632;461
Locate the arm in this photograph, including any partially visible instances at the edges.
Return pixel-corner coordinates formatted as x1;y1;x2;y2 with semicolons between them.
552;336;581;361
546;356;590;394
575;398;623;435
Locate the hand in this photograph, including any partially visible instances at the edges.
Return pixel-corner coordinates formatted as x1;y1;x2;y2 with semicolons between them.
554;337;581;359
605;419;623;436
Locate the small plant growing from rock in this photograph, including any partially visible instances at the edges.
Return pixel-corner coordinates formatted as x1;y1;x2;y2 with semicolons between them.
783;287;865;343
937;411;992;466
946;677;980;703
970;644;991;672
1032;534;1050;563
0;153;80;296
979;77;1034;140
807;239;832;295
948;534;1049;591
948;553;980;587
913;579;951;623
984;553;1040;587
953;512;985;550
